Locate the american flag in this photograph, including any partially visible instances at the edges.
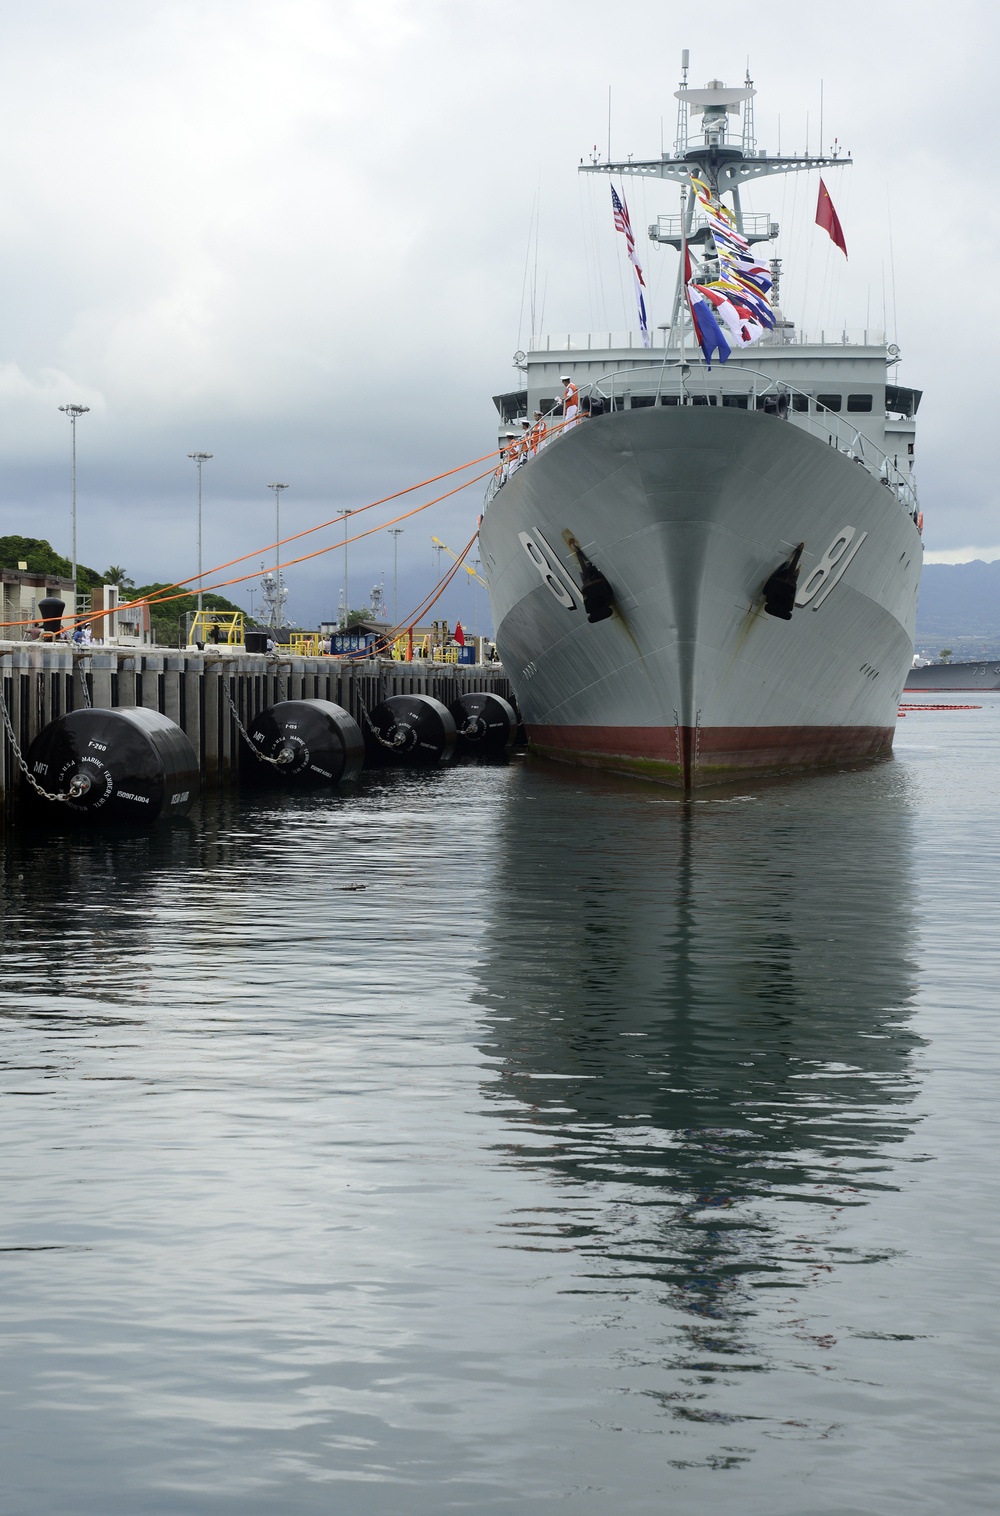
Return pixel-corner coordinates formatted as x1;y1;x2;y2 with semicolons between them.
611;183;650;347
610;184;645;286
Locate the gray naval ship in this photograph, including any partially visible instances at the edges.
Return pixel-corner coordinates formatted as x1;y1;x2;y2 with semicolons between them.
906;660;1000;691
479;63;923;790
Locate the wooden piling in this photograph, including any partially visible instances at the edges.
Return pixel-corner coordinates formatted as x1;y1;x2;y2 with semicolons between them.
0;643;513;817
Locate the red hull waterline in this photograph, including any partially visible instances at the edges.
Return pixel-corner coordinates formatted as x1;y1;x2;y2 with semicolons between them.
529;723;896;790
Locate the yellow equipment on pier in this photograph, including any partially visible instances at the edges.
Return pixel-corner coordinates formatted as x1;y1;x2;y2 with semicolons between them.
189;609;245;646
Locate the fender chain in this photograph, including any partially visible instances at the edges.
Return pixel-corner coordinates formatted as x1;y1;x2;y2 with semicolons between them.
218;673;286;768
353;686;405;752
75;653;92;709
0;681;69;804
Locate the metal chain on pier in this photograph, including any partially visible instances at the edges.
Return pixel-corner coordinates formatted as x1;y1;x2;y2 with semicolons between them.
353;685;407;752
0;681;69;804
218;672;287;769
75;654;92;709
267;655;289;704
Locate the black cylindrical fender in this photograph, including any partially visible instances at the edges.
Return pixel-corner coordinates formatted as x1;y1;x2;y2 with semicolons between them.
448;692;517;756
25;707;198;822
364;694;457;766
245;699;364;785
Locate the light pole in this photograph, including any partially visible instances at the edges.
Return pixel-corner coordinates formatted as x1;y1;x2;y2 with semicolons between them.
338;510;353;628
473;557;481;638
59;404;90;609
187;452;213;618
267;483;289;630
388;528;404;623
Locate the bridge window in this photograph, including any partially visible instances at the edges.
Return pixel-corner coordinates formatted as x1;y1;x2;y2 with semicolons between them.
886;384;922;418
629;395;655;408
722;394;749;409
660;395;679;406
792;394;809;412
816;394;842;412
847;394;873;412
492;389;528;423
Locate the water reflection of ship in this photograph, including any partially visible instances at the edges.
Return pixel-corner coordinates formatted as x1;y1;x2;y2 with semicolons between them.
473;763;921;1381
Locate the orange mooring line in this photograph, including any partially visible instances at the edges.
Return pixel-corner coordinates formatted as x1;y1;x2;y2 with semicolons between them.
370;525;481;656
1;454;497;632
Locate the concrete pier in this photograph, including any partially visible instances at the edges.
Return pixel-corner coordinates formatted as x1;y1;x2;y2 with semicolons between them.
0;643;514;818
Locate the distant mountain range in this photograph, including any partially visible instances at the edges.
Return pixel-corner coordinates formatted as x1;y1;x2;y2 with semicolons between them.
914;559;1000;654
916;559;1000;636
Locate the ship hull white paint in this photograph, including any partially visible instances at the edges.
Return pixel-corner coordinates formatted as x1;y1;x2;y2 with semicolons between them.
480;407;922;789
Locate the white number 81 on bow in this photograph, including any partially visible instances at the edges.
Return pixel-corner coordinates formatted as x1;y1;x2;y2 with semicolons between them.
795;526;868;611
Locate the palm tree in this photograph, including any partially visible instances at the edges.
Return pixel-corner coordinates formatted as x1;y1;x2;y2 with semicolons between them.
103;564;135;592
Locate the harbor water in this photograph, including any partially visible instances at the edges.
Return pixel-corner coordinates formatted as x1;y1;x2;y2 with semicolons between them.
2;697;999;1513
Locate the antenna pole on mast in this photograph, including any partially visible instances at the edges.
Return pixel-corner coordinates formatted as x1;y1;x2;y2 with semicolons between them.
674;48;689;154
742;64;756;155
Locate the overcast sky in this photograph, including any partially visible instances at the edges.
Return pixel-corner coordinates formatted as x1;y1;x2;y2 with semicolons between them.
0;0;992;631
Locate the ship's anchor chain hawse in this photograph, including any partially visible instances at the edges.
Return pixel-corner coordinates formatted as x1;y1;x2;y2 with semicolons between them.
761;542;805;621
564;533;615;624
519;525;617;626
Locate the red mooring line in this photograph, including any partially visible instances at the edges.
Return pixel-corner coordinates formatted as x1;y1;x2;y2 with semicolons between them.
898;704;982;712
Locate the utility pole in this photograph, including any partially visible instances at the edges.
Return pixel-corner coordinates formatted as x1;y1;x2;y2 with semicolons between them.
187;452;213;617
267;483;289;629
59;404;90;611
388;527;404;623
338;510;353;627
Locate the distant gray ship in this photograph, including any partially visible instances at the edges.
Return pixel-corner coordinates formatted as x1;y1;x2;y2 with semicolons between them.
480;64;922;789
906;661;1000;691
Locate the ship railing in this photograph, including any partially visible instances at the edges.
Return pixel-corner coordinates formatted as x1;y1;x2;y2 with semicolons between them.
717;363;919;516
484;362;918;519
527;327;887;352
649;211;777;244
758;326;887;347
603;364;917;516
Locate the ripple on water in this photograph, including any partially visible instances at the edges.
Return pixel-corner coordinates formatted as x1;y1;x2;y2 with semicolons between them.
2;715;1000;1513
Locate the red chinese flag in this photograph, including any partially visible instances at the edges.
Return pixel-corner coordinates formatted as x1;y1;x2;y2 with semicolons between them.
454;621;465;646
815;178;848;258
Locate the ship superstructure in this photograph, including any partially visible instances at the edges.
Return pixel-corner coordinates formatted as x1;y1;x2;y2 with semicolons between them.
479;63;923;789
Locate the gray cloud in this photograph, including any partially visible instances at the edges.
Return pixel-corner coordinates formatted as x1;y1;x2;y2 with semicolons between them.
0;0;992;629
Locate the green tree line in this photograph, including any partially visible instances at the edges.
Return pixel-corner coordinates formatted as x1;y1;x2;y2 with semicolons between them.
0;536;245;645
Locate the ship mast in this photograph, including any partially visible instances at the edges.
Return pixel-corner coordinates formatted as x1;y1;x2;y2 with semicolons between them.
581;58;851;353
579;72;849;191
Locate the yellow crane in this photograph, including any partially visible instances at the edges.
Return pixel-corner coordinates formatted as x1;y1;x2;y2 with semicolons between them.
431;536;487;586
